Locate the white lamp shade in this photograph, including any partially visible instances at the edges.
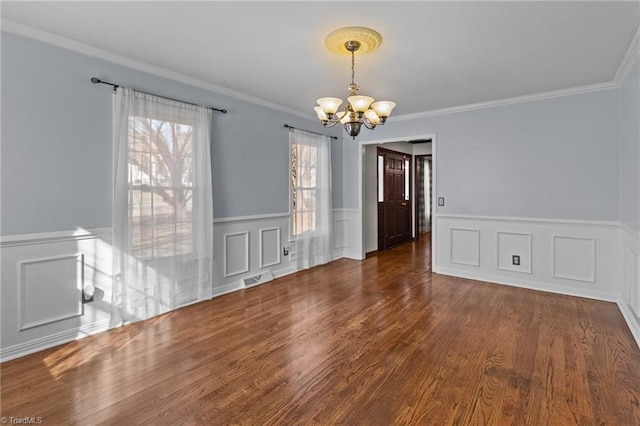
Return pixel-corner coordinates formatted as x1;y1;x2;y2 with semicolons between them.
314;106;328;121
316;97;343;114
371;101;396;117
364;109;381;125
348;95;374;113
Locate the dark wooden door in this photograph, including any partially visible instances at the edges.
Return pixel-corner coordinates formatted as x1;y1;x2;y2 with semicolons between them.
378;149;411;250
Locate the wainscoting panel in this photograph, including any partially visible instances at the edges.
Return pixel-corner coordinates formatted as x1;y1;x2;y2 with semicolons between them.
223;232;249;278
552;236;596;283
450;228;480;267
497;232;532;274
435;215;619;302
259;227;281;269
1;228;113;362
213;214;294;295
19;253;84;331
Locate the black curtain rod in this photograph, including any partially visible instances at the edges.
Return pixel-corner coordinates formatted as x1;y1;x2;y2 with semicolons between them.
284;124;338;140
90;77;227;114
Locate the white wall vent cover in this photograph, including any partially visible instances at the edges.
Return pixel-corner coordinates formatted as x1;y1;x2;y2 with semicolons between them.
242;271;274;288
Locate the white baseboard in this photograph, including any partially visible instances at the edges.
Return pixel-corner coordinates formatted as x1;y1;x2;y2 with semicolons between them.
436;267;618;303
273;265;296;279
342;250;364;260
332;249;344;261
0;319;111;363
618;300;640;349
211;281;243;298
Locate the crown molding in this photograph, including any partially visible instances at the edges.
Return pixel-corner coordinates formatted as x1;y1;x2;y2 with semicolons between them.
1;19;315;121
614;24;640;85
2;18;632;124
391;81;619;122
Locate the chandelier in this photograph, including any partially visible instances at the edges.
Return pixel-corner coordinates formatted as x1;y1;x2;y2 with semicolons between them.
314;27;396;139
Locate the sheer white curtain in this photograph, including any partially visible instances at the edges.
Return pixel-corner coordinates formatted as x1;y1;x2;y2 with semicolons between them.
289;129;332;270
111;88;213;326
425;158;431;231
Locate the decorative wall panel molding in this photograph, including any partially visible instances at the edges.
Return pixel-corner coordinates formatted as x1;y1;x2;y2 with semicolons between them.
450;228;480;267
497;232;532;274
259;227;281;269
224;232;250;278
552;236;596;283
19;254;84;331
435;214;619;303
2;229;113;362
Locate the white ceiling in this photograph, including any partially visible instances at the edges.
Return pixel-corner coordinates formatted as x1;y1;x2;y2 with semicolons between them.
2;1;639;117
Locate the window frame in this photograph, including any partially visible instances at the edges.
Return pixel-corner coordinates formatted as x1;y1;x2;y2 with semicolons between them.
289;138;320;240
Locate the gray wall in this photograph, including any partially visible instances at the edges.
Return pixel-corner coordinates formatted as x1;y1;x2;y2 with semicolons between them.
619;54;640;232
1;30;627;234
1;32;342;236
358;89;620;221
341;139;360;209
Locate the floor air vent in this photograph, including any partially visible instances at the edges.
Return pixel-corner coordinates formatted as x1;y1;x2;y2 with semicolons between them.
242;271;274;288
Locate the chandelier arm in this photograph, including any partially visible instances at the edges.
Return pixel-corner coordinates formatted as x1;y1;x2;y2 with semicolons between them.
323;119;342;129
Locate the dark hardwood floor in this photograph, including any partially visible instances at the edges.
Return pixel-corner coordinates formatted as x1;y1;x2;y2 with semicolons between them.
2;239;640;425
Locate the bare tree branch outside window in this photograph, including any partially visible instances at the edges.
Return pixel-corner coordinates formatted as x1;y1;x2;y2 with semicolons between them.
128;116;194;259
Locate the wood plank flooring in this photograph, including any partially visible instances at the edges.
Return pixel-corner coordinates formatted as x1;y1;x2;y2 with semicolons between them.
2;239;640;425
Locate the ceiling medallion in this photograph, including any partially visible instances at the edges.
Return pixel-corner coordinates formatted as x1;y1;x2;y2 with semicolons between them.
324;26;382;56
315;26;396;140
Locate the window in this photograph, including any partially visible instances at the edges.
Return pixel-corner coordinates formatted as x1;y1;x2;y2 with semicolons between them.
288;128;332;269
405;159;410;201
112;87;213;323
128;116;194;259
378;154;384;202
291;140;318;236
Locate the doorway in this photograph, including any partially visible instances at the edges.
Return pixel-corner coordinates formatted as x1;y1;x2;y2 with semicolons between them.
377;147;412;250
359;134;437;267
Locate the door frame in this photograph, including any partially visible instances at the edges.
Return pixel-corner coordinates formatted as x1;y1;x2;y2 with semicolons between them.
358;133;438;270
